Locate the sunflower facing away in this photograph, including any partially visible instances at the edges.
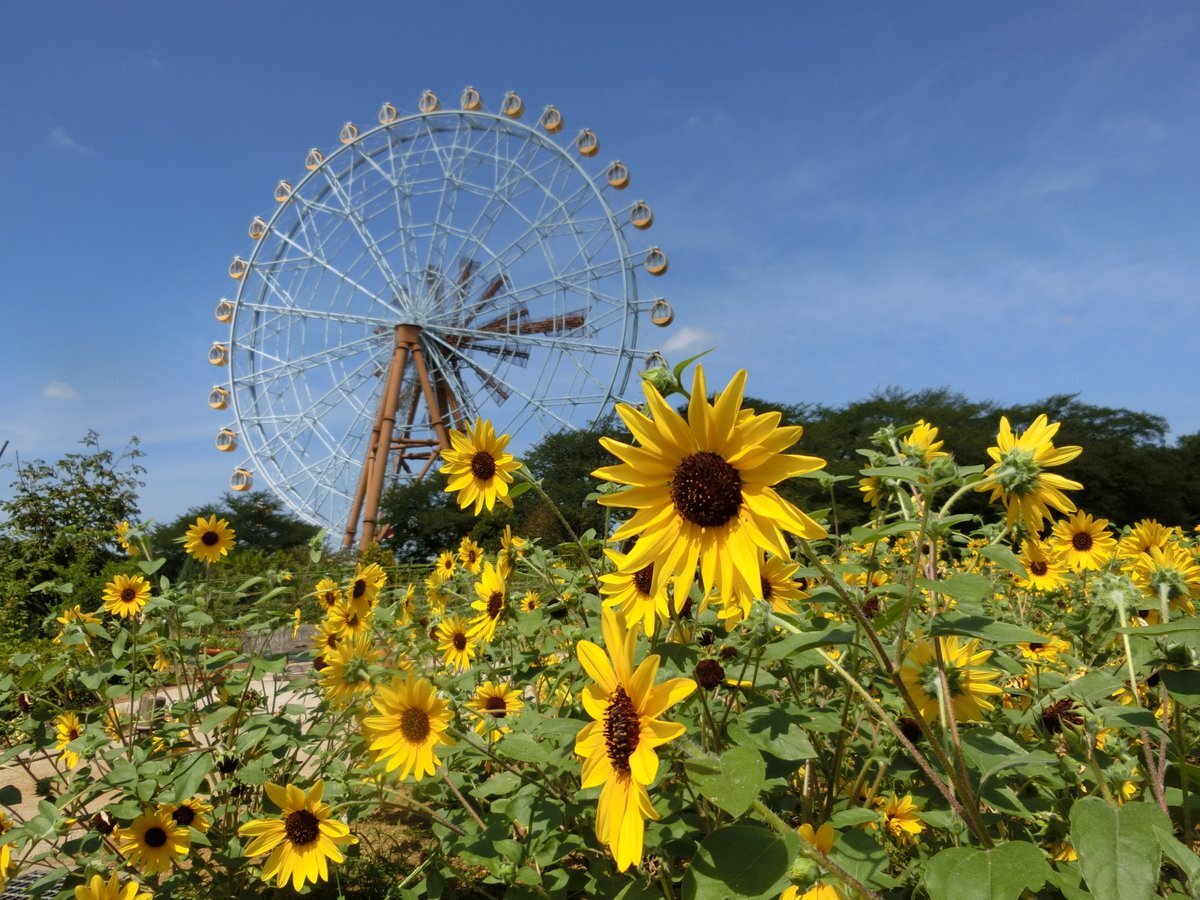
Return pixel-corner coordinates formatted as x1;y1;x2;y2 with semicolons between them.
595;365;827;607
1050;511;1116;571
574;608;696;871
102;574;151;619
1118;519;1177;560
73;873;153;900
53;604;101;643
182;514;236;564
599;549;671;637
719;551;809;628
899;635;1003;724
440;417;522;514
465;680;524;742
899;419;948;466
468;561;507;644
362;675;455;781
117;807;190;874
1128;543;1200;614
435;615;477;672
238;780;356;891
319;631;377;707
976;414;1082;532
115;520;139;558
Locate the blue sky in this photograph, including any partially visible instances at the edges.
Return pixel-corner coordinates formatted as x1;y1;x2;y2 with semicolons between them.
2;3;1198;525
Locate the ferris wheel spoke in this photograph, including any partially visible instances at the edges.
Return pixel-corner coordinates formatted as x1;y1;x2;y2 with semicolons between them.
236;300;395;329
316;165;407;307
257;226;391;310
240;333;386;383
431;324;630;357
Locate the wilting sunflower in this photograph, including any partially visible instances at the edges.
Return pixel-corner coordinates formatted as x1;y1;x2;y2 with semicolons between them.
1015;540;1071;592
1118;519;1177;560
976;414;1082;533
434;551;457;581
313;577;341;612
874;793;925;846
595;365;827;607
574;608;696;871
1128;543;1200;614
238;780;355;891
72;873;153;900
440;417;522;514
55;712;83;768
102;574;151;619
362;675;455;781
458;536;484;574
319;632;377;707
435;615;476;672
117;807;190;874
465;680;524;742
899;419;948;465
1050;511;1116;571
160;797;213;834
182;514;235;564
115;520;139;558
899;636;1003;724
326;597;374;641
599;550;670;637
346;562;387;607
468;561;507;644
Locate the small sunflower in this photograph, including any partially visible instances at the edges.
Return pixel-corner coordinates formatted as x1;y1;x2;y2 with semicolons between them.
55;712;83;768
899;419;948;466
519;590;541;613
899;636;1003;724
313;577;341;612
115;520;139;558
159;797;213;834
72;873;153;900
319;632;377;707
976;414;1082;533
858;475;886;508
458;536;484;574
465;680;524;742
397;583;416;627
362;675;455;781
424;572;450;615
468;561;507;644
1015;540;1071;592
720;552;809;627
574;608;696;871
498;524;525;580
781;823;840;900
310;621;342;659
1128;543;1200;614
117;807;190;874
53;604;101;643
182;514;235;564
102;574;151;619
435;615;476;672
1118;519;1177;560
874;793;925;846
238;780;355;891
326;597;374;642
1017;634;1072;666
599;550;670;637
347;562;387;606
1050;511;1116;571
440;417;522;514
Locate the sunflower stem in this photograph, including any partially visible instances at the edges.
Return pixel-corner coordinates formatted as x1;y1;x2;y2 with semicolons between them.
441;766;486;831
519;469;600;589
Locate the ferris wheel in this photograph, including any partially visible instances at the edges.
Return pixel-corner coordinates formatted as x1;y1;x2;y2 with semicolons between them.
206;87;675;546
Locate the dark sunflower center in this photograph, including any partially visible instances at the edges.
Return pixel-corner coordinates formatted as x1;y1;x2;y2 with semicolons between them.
400;707;432;743
171;805;196;827
759;575;773;601
121;588;137;602
603;686;641;776
1028;642;1045;651
470;451;497;480
201;531;219;546
467;551;478;564
669;452;742;527
284;809;320;846
484;696;508;716
352;579;367;599
67;727;80;740
1072;532;1093;551
346;613;359;628
452;632;467;651
487;591;504;619
1030;559;1049;576
144;826;168;848
633;564;654;596
321;591;336;607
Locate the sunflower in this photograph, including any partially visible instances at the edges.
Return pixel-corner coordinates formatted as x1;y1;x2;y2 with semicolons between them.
874;793;925;846
238;780;355;891
102;574;151;619
310;621;342;660
117;807;190;874
574;608;696;872
465;680;524;742
435;615;477;672
319;632;377;707
72;873;153;900
458;536;484;574
899;419;948;465
313;577;342;612
397;583;416;627
780;823;840;900
347;562;387;607
899;636;1003;724
468;561;507;644
362;675;455;780
1118;519;1177;560
440;417;522;514
595;365;827;607
434;550;457;581
182;514;236;564
424;572;450;616
599;549;671;637
0;812;15;892
326;597;374;642
498;524;525;580
1128;543;1200;614
720;551;809;627
159;797;213;834
519;590;541;613
976;414;1082;532
115;520;139;558
858;475;886;508
1017;634;1072;666
1015;540;1071;592
1050;511;1116;571
53;604;101;643
55;712;83;768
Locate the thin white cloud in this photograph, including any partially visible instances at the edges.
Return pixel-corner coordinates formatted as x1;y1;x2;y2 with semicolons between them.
47;127;92;154
41;381;81;401
660;325;717;356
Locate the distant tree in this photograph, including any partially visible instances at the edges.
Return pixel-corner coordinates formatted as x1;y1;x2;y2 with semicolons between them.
0;432;143;638
378;476;488;563
521;428;617;543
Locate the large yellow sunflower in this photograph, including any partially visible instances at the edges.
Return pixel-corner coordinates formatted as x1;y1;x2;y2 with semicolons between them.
318;631;377;707
595;365;826;607
1050;511;1116;571
117;807;190;874
73;873;153;900
102;574;151;619
182;514;236;564
362;675;455;781
976;414;1082;532
326;597;374;641
347;562;387;607
574;608;696;872
55;712;83;768
465;680;524;742
238;780;355;891
440;417;522;514
1128;543;1200;614
468;561;507;644
599;550;671;637
435;615;477;672
899;636;1003;724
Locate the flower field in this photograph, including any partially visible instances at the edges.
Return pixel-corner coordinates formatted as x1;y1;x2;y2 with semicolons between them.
2;360;1199;899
